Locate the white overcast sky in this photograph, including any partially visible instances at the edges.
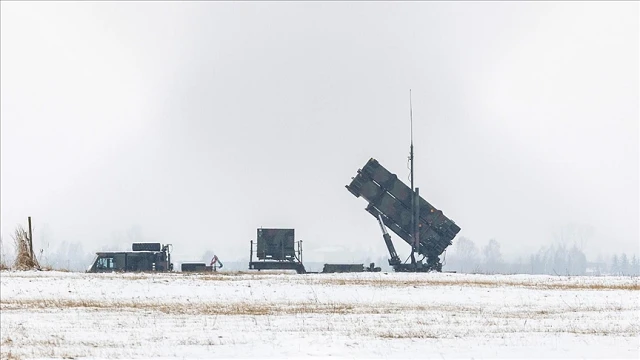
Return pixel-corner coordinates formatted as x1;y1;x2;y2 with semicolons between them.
1;1;638;263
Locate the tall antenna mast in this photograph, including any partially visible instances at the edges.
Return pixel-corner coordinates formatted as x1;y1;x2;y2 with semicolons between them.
410;89;414;192
409;89;417;266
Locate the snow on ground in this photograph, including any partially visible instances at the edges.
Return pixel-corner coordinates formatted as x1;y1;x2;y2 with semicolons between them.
1;270;639;359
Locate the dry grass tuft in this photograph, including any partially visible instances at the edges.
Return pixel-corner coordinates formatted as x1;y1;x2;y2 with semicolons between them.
12;226;39;270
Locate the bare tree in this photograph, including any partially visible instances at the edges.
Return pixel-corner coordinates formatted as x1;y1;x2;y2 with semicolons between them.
611;254;620;275
568;245;587;275
619;253;630;276
483;239;503;273
631;255;640;276
453;236;479;273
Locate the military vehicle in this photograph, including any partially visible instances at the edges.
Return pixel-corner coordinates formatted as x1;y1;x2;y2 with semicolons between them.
87;243;173;273
322;263;381;273
181;255;223;272
346;158;461;272
249;228;306;273
181;263;210;272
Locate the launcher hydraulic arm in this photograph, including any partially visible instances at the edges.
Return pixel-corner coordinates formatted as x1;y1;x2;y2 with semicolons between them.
377;213;401;266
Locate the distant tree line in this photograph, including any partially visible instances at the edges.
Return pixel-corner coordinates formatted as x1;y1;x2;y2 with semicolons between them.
442;236;640;276
608;253;640;276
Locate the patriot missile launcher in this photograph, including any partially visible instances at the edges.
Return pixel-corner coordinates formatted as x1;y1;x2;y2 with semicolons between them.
346;158;461;272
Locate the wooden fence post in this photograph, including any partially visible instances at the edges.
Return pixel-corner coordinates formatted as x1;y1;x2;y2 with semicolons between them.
28;216;34;262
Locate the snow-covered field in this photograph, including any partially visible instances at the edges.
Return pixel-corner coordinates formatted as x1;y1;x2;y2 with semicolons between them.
1;271;638;359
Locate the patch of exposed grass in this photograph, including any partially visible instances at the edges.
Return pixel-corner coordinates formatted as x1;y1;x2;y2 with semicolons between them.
39;266;70;272
375;327;447;339
377;330;441;339
1;351;23;360
0;298;362;316
6;270;637;292
5;298;629;321
91;272;640;291
0;298;491;317
304;277;640;291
